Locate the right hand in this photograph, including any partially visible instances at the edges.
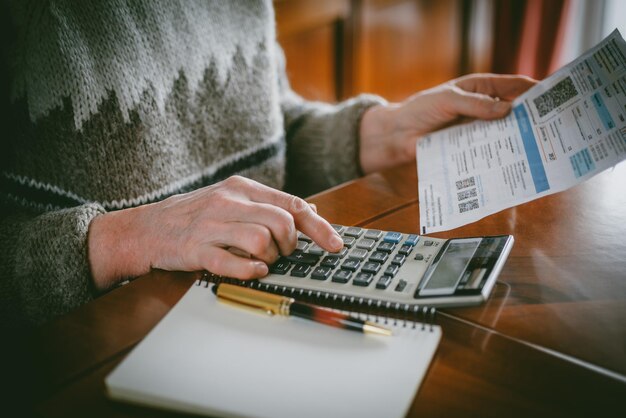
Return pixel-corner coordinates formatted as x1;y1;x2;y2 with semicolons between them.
88;176;344;290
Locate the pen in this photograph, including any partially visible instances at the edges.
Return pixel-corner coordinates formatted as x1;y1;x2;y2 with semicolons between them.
212;283;392;336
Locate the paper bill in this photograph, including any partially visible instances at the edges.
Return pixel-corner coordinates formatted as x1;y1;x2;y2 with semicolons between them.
417;29;626;233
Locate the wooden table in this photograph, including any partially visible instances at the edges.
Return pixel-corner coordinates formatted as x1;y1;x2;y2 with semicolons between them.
15;162;626;417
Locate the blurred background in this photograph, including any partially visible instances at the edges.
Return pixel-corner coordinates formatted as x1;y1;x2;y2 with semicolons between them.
275;0;626;102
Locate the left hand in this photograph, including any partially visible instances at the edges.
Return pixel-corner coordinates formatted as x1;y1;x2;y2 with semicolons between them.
359;73;537;173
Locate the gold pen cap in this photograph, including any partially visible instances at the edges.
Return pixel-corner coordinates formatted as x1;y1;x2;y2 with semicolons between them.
215;284;293;316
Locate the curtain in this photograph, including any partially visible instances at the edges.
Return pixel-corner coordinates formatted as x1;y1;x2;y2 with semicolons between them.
491;0;569;79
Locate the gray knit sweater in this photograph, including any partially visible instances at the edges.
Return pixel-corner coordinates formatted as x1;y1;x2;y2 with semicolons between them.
0;0;384;328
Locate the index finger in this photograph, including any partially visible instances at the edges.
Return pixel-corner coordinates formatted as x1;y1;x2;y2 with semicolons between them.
244;180;344;253
455;74;537;101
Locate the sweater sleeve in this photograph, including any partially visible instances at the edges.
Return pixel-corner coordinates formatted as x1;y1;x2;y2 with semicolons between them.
0;203;105;328
276;45;387;197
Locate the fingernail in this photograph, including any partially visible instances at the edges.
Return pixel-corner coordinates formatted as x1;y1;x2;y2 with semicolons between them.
493;100;510;113
255;262;268;276
331;234;344;249
309;203;317;213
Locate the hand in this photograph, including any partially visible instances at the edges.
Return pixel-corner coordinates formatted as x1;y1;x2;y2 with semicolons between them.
359;73;537;173
87;176;344;290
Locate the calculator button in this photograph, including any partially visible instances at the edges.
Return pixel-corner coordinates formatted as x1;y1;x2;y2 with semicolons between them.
377;242;395;253
342;236;356;248
286;251;319;265
364;229;383;240
353;272;373;287
311;266;332;281
384;265;399;277
376;275;393;289
307;244;325;255
332;269;352;283
269;259;291;275
296;240;309;251
394;279;407;292
369;251;389;264
356;238;376;251
383;231;403;243
321;256;341;268
298;232;312;243
361;261;381;274
391;254;406;266
331;224;344;234
341;259;361;271
344;227;363;237
348;248;368;260
404;234;420;246
398;245;413;256
291;264;311;277
423;240;434;246
414;253;424;261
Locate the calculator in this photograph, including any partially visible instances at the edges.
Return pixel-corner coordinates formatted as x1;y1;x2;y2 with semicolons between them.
263;225;514;307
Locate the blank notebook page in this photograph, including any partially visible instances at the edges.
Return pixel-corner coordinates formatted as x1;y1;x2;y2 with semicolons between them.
105;282;441;418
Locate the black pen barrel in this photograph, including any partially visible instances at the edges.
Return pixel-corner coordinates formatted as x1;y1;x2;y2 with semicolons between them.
290;301;366;333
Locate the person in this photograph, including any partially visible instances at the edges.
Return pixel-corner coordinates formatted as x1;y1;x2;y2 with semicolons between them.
0;0;535;328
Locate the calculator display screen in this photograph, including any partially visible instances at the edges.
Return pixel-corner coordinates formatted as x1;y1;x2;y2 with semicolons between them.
421;239;480;293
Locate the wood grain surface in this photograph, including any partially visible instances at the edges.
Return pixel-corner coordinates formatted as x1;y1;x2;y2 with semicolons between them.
15;161;625;417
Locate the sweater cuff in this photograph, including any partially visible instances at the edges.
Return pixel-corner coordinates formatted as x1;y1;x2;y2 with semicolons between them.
285;94;387;196
12;203;105;326
341;94;389;177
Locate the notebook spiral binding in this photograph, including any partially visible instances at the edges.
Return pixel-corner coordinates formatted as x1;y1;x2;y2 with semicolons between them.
198;271;437;331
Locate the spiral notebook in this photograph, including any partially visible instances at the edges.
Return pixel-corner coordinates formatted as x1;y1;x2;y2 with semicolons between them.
106;280;442;418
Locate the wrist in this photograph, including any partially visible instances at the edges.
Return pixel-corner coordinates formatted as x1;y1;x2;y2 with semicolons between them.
87;206;150;291
359;103;411;174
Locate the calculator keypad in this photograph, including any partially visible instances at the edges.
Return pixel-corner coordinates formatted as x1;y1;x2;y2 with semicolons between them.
266;226;444;299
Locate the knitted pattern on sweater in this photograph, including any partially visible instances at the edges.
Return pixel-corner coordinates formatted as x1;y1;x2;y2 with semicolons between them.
0;0;383;327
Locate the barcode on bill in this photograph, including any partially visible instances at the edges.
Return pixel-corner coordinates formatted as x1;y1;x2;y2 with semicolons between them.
457;188;477;201
458;199;479;213
533;76;578;117
455;176;476;190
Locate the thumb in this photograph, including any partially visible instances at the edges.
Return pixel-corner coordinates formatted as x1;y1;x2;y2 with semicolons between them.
444;88;512;120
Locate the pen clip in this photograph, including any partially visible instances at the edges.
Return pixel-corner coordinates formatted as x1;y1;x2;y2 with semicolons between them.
218;296;276;316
